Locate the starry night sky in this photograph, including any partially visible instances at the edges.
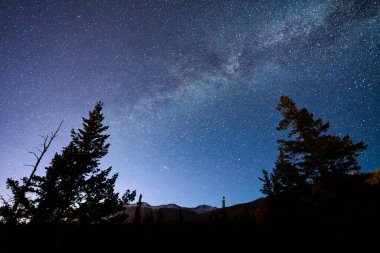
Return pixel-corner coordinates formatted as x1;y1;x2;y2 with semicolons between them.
1;0;379;207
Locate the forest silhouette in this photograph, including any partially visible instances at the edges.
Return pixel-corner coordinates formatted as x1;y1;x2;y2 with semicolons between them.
1;96;379;248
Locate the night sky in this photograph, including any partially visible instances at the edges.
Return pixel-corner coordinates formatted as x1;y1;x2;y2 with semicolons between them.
1;0;379;207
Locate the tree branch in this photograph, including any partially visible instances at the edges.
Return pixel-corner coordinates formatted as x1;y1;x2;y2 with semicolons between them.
0;195;9;206
28;151;39;160
9;121;63;223
34;147;43;154
24;121;63;189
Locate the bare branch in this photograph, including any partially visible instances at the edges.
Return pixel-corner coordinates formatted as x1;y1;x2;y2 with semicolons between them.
0;195;9;205
28;151;39;160
6;193;13;202
24;164;34;167
43;135;48;149
8;120;64;224
34;147;43;154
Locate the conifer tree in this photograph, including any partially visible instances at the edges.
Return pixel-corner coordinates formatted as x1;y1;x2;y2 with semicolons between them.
260;96;367;195
31;101;130;224
133;194;142;225
122;190;136;204
222;196;228;223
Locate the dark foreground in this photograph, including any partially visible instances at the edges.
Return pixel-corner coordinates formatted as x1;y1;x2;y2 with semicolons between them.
3;175;380;250
1;220;377;250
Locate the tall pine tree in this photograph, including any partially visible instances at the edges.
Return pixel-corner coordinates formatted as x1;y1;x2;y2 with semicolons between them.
31;101;128;224
133;194;143;225
260;96;367;195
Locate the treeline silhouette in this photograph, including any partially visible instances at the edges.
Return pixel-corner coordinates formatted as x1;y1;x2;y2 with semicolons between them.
0;96;379;248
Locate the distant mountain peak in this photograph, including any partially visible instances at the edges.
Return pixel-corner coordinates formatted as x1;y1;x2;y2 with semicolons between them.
121;202;218;223
191;205;218;214
152;203;181;209
127;202;151;207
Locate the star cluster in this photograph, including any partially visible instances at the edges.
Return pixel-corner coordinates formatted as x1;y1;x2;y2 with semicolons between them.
1;0;379;207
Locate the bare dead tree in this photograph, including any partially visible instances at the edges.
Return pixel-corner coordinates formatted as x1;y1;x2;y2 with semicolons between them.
6;121;63;224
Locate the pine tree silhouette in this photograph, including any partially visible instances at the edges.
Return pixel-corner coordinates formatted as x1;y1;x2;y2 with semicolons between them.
133;194;143;225
31;101;132;224
122;189;137;205
260;96;367;195
222;196;228;223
